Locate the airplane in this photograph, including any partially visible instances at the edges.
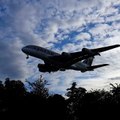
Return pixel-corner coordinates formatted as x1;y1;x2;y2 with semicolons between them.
22;44;120;73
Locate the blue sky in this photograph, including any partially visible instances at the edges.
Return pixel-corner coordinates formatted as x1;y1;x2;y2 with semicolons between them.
0;0;120;95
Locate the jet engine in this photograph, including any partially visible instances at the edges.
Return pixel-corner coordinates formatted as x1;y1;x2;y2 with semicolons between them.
82;48;100;56
61;52;71;58
37;64;47;72
37;64;58;72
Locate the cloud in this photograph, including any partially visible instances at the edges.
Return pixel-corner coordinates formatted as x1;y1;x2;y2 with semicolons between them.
0;38;28;80
76;32;91;41
0;0;120;94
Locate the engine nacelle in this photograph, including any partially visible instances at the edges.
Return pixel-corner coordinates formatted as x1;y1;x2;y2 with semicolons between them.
82;48;100;56
61;52;71;57
38;64;48;72
38;64;58;72
82;48;92;54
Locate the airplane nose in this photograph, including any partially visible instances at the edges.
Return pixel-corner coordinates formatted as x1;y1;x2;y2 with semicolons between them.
22;47;26;53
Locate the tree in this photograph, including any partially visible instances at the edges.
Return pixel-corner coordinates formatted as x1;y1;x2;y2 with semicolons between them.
110;83;120;96
26;75;49;99
66;82;86;120
4;78;26;97
47;94;66;120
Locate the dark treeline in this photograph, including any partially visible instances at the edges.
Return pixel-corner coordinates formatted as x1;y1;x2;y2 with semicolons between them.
0;76;120;119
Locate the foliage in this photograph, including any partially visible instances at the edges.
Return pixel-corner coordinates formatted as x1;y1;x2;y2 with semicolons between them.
0;77;120;119
26;75;49;99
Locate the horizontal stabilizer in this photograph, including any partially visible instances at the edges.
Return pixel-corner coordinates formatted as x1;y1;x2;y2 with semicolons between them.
87;64;109;70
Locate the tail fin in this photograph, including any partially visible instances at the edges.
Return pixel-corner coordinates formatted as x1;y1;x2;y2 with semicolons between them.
87;64;109;71
83;57;94;66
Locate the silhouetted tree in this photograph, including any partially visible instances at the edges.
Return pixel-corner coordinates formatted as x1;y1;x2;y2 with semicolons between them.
0;81;4;97
0;78;27;117
110;83;120;96
26;75;49;99
47;94;66;120
66;82;87;120
0;80;5;113
1;76;120;119
66;82;86;99
109;83;120;114
4;78;26;97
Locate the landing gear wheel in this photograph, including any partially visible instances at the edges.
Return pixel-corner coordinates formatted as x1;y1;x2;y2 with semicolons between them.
26;55;29;59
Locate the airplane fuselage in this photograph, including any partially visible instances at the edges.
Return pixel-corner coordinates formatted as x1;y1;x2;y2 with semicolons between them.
22;45;91;72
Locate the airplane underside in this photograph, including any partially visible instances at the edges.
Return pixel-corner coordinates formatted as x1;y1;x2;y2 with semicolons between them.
37;63;109;73
38;64;59;72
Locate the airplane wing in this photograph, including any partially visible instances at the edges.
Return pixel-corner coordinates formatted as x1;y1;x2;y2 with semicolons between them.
70;44;120;57
87;64;109;71
48;44;120;68
64;44;120;67
90;44;120;54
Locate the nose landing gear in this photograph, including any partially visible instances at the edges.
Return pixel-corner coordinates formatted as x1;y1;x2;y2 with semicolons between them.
26;55;29;59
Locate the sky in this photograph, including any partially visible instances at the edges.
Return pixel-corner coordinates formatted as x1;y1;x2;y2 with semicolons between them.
0;0;120;95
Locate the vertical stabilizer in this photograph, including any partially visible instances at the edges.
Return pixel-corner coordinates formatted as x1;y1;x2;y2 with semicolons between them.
82;57;94;66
